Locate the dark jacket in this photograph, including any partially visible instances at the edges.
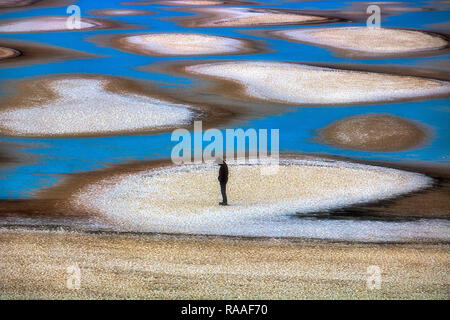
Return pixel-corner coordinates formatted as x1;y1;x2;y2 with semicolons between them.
218;162;228;184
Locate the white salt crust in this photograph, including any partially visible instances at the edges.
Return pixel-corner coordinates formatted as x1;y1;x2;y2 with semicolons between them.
185;61;450;105
92;9;153;16
190;7;328;27
71;158;448;242
161;0;223;5
276;27;448;54
122;33;247;56
0;16;99;33
0;78;194;136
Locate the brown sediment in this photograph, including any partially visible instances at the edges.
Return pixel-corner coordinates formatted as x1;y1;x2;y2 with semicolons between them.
121;0;256;6
0;149;12;166
0;38;96;69
0;0;74;11
346;181;450;219
88;8;156;16
0;15;141;34
380;6;434;12
302;61;450;82
414;59;450;77
168;7;347;28
0;154;448;223
92;32;268;57
0;0;41;7
0;159;175;223
428;21;450;33
154;0;230;5
335;160;450;219
0;228;448;299
429;0;450;8
349;1;435;12
349;1;450;13
0;141;34;169
142;60;294;117
168;60;450;106
317;114;429;152
0;46;20;60
0;74;238;138
260;27;450;59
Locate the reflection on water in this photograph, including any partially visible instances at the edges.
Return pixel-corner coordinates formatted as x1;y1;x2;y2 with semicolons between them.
0;0;449;200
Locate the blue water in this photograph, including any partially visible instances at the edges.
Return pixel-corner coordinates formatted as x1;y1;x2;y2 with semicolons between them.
0;0;449;198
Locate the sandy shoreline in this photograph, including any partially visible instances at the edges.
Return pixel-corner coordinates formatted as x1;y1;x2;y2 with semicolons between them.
0;228;448;299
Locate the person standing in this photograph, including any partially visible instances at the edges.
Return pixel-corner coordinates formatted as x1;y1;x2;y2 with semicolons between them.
216;158;228;205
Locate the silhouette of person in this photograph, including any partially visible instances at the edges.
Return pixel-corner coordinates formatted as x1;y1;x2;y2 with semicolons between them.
216;157;228;205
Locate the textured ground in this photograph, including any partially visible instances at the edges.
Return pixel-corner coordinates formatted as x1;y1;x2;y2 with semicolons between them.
318;113;428;151
89;9;155;16
0;229;448;299
272;27;448;57
184;61;450;105
0;75;198;137
176;7;333;28
112;33;258;56
0;46;19;59
68;158;444;241
0;15;132;33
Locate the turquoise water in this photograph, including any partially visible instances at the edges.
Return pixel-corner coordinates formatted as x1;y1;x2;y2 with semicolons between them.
0;0;449;199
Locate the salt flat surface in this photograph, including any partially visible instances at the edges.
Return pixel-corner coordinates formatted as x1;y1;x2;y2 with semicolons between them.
185;61;450;105
188;7;329;27
71;158;447;242
0;16;98;33
91;9;154;16
0;78;194;136
275;27;448;54
162;0;222;5
120;33;248;56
